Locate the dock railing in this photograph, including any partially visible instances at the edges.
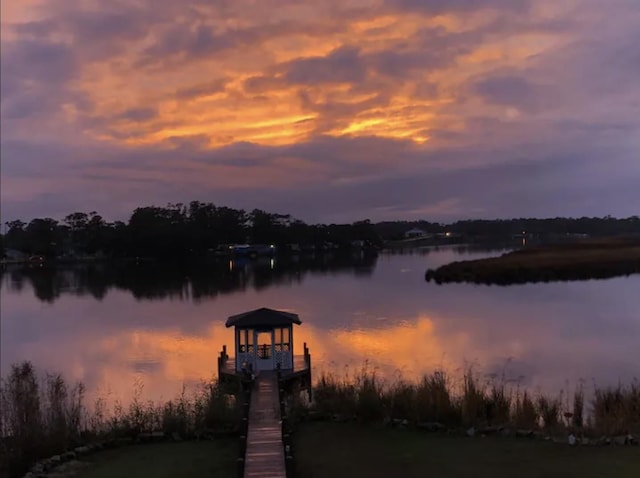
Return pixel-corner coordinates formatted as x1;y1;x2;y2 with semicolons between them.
278;376;295;478
303;342;312;401
237;379;252;478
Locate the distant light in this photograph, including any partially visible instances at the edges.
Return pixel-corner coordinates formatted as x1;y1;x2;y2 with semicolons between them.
445;232;451;237
270;244;275;248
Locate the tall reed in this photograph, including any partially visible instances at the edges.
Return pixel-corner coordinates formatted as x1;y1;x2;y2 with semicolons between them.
0;363;85;477
311;367;640;436
592;381;640;435
0;362;238;478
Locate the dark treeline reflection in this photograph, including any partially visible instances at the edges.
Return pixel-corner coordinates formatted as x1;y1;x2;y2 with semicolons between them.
0;252;378;303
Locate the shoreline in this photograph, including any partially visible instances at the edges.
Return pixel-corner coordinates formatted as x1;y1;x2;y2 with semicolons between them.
3;361;638;477
425;237;640;285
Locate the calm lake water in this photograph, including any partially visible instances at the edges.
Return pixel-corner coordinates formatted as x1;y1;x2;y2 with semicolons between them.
1;246;639;405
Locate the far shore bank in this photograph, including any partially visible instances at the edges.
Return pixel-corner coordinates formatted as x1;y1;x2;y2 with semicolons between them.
425;236;640;285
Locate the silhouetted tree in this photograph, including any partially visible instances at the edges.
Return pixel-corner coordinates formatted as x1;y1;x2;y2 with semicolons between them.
5;220;28;251
5;203;639;260
25;218;61;256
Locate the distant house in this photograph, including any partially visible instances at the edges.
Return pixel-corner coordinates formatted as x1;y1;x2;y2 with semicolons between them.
404;228;426;239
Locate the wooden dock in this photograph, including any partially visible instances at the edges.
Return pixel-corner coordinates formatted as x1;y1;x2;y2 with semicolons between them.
218;343;313;402
220;355;309;378
244;372;286;478
219;309;312;477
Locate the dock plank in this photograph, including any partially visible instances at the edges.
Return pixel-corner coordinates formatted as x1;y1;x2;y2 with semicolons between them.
244;372;286;478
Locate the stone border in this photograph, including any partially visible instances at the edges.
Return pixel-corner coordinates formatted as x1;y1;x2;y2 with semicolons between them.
303;411;638;448
20;430;234;478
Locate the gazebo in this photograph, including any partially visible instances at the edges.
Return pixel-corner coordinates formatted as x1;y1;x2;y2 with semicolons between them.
217;308;312;393
227;307;300;372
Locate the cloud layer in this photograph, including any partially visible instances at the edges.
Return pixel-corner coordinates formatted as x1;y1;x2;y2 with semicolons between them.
2;0;639;222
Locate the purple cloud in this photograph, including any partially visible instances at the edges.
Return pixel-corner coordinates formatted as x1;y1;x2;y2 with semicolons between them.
115;107;159;123
1;0;639;224
284;46;367;85
384;0;532;14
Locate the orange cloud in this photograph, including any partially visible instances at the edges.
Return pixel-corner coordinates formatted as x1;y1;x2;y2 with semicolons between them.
4;0;639;224
1;1;569;152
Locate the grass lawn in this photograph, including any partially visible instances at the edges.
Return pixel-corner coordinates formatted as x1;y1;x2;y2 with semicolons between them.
295;422;640;478
66;440;237;478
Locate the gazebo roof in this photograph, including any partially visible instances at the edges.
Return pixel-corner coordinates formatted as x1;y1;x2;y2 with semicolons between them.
225;307;301;328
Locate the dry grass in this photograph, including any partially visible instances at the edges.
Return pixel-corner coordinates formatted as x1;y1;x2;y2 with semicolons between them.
309;369;640;436
425;237;640;284
0;362;238;478
592;382;640;435
3;362;638;477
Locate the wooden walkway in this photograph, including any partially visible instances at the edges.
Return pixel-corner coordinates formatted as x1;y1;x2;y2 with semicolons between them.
244;372;286;478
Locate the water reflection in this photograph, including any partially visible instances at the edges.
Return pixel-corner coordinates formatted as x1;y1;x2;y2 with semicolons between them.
1;248;639;407
0;252;377;303
383;242;516;256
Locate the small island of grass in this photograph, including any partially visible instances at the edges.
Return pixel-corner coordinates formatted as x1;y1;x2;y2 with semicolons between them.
425;237;640;285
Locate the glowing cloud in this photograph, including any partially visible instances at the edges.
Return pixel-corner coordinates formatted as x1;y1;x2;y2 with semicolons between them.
2;0;639;222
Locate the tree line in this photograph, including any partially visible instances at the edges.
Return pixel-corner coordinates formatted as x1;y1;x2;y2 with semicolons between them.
377;216;640;240
1;201;638;260
0;202;382;259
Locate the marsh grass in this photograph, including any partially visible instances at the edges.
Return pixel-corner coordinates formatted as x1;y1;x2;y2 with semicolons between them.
425;237;640;284
0;361;238;478
311;368;640;437
572;385;585;429
536;396;561;429
592;381;640;435
513;390;538;429
2;361;638;478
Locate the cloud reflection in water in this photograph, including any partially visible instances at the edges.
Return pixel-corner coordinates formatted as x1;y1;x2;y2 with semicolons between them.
1;249;638;406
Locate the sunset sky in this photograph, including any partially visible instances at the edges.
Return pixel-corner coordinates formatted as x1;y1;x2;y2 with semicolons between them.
2;0;639;224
